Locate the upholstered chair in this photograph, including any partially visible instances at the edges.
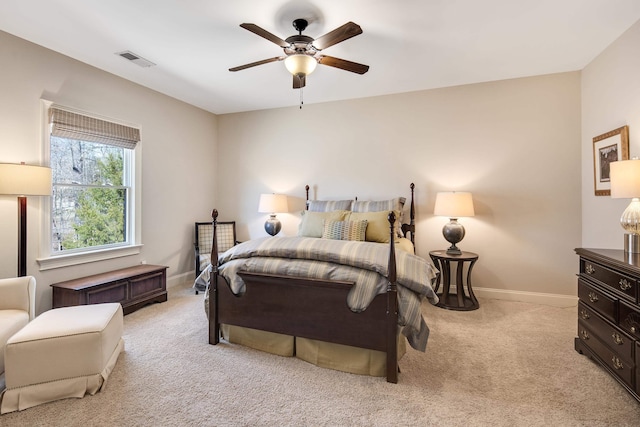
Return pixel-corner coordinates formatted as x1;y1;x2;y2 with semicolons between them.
0;276;36;375
194;221;238;294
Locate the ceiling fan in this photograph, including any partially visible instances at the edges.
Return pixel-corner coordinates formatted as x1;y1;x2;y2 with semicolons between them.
229;18;369;90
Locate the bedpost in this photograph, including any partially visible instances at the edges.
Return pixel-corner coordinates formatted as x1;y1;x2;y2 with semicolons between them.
209;209;221;345
386;211;399;383
401;183;416;251
305;185;310;210
409;182;415;227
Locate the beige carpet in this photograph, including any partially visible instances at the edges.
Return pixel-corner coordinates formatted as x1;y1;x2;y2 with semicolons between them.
2;283;640;426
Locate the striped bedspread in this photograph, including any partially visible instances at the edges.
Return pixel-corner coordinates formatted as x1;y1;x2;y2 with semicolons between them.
215;236;439;351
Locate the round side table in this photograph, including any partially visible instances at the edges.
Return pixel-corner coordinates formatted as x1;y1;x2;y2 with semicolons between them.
429;250;479;311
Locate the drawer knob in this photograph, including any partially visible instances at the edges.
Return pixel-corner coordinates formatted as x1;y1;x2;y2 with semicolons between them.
585;264;595;274
579;309;590;320
580;329;590;340
619;279;632;291
588;292;599;303
612;332;624;345
612;356;624;370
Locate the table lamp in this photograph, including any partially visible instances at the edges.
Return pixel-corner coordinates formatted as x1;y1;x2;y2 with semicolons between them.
0;162;52;276
434;191;475;255
610;159;640;253
258;193;288;236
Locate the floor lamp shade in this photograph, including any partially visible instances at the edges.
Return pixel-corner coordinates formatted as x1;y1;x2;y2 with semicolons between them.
258;193;289;236
0;163;52;196
610;159;640;253
434;192;475;255
0;163;52;276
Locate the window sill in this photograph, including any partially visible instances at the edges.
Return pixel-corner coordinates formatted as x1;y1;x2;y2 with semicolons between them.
37;244;143;271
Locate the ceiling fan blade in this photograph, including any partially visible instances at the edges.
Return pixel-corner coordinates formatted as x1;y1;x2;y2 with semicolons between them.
240;23;289;48
293;75;306;89
229;57;285;72
317;56;369;75
313;22;363;50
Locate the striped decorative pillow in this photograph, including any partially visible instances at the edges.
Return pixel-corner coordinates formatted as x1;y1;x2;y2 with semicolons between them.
307;199;353;212
351;197;405;214
322;220;368;241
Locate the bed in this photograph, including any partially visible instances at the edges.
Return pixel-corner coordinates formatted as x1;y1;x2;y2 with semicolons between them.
200;184;439;383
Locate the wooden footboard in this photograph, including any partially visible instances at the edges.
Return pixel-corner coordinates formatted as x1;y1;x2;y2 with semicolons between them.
211;272;398;382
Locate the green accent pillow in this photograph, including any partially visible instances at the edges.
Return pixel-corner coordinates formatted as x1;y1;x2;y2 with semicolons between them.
322;220;368;241
298;210;350;238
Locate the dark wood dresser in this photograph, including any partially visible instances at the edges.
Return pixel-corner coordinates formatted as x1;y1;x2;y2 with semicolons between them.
575;248;640;403
51;264;168;315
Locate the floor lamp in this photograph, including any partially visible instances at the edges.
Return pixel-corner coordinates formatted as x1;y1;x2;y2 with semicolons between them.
0;163;52;277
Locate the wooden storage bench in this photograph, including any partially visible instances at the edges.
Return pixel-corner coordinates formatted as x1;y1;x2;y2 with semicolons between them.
51;264;168;315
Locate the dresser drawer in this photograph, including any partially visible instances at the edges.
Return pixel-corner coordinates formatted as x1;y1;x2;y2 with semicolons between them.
578;321;635;389
619;300;640;340
578;279;617;323
578;302;634;361
581;258;637;301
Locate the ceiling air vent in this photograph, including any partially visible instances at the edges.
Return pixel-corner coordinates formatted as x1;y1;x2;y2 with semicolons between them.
115;51;156;68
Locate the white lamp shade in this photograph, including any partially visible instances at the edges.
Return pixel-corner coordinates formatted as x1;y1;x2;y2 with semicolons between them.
434;192;475;218
284;54;317;76
258;193;289;214
610;159;640;199
0;163;52;196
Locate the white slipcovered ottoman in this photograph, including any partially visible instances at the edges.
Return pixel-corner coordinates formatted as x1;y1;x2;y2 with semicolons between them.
0;303;124;413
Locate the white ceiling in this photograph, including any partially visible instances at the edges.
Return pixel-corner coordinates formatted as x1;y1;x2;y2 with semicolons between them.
1;1;640;115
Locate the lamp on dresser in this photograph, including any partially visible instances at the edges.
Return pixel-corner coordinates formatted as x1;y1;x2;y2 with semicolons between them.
0;162;52;276
610;158;640;253
258;193;289;236
433;191;475;255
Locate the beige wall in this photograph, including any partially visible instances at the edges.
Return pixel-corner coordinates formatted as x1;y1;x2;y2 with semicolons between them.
1;25;591;310
582;19;640;249
0;31;218;314
218;72;582;303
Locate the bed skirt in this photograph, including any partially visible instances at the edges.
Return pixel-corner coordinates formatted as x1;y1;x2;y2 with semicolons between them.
221;324;406;377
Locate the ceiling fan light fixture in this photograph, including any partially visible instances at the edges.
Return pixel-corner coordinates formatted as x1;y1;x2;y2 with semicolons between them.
284;54;317;77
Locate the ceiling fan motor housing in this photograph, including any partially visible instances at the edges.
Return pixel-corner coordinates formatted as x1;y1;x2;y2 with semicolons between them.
284;35;317;56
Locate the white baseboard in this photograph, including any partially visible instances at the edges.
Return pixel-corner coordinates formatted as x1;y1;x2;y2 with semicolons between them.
472;286;578;308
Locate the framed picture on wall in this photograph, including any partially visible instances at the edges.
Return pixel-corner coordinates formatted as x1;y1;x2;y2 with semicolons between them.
593;125;629;196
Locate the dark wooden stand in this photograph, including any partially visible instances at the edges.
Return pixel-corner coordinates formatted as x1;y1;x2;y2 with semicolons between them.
575;248;640;403
429;250;479;311
51;264;168;315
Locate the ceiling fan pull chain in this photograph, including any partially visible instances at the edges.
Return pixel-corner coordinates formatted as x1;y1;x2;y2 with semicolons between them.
299;81;304;109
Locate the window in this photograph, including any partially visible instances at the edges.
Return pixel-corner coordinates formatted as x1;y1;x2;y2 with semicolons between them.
50;137;131;252
38;103;142;270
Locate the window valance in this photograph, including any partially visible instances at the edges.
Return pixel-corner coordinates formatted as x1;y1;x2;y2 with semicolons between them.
49;106;140;149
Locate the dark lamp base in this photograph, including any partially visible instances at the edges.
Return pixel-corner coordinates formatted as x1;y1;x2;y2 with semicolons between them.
442;218;465;256
264;215;282;236
446;245;462;255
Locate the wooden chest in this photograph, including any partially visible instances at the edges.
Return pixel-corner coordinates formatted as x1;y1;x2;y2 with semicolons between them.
575;248;640;402
51;264;168;315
